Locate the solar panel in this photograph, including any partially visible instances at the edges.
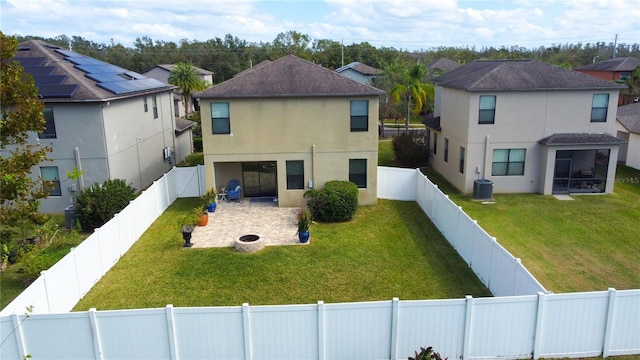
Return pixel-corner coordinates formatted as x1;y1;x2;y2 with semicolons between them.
86;73;126;83
23;66;56;75
33;75;68;85
13;57;46;67
54;49;82;58
38;84;79;98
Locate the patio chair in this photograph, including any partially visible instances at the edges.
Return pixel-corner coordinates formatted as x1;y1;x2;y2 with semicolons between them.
228;179;242;201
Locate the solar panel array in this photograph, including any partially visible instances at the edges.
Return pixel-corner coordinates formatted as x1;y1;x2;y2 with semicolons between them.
55;49;167;95
14;57;78;98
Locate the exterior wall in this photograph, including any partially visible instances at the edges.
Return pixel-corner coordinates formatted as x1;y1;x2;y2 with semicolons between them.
576;70;617;81
143;67;171;84
200;96;379;207
337;69;373;85
624;132;640;170
36;103;109;212
102;91;176;192
433;87;620;193
174;129;193;165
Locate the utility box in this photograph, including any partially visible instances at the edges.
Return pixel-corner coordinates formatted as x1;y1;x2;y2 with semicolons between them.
65;205;76;229
473;179;494;200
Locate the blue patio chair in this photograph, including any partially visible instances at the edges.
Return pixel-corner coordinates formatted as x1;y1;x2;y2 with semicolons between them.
228;179;242;201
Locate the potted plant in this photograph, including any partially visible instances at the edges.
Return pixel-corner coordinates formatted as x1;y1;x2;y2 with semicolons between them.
297;208;312;243
195;205;209;227
204;188;217;212
178;211;200;248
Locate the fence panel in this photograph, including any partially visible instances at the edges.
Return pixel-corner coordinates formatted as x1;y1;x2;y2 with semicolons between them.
70;235;102;300
1;277;48;316
396;299;467;359
95;220;121;277
20;312;96;360
324;301;394;360
173;307;245;360
487;244;519;297
467;224;495;287
39;255;79;313
609;289;640;355
174;165;204;198
377;166;417;200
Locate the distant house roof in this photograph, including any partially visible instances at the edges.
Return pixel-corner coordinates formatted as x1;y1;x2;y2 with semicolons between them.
13;40;174;102
538;133;625;146
423;113;441;131
174;117;196;134
145;64;214;76
575;57;640;72
617;102;640;134
427;58;462;74
335;62;382;76
433;60;626;92
195;55;385;99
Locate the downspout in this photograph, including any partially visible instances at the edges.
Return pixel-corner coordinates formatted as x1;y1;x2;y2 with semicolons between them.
483;135;490;179
74;147;85;190
310;144;316;189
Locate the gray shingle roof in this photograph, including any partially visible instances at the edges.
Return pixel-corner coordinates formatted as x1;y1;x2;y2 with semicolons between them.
423;113;441;131
175;117;196;134
149;64;213;76
538;133;626;146
427;58;462;73
433;60;626;92
616;102;640;134
575;57;640;72
13;40;174;102
335;62;382;76
195;55;385;99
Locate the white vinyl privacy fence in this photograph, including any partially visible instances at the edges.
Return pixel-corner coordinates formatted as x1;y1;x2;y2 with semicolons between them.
1;166;638;359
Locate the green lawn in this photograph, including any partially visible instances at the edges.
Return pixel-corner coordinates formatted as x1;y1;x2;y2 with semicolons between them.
422;165;640;293
73;198;490;310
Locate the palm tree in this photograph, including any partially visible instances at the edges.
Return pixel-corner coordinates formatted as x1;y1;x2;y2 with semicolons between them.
168;62;209;117
388;63;434;132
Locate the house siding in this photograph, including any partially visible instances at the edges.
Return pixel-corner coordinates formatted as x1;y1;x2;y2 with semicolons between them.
200;96;379;207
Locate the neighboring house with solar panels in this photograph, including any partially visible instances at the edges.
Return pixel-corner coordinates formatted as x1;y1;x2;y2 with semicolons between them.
11;40;178;212
142;64;214;118
425;59;626;196
335;62;382;85
194;55;385;207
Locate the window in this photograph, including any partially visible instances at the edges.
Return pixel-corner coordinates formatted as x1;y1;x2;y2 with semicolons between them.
350;100;369;131
349;159;367;188
444;138;449;162
143;97;148;112
433;133;438;155
39;106;57;139
492;149;525;176
459;147;465;174
591;94;609;122
619;72;631;81
211;102;230;134
479;95;496;124
286;160;304;190
152;95;158;119
40;166;61;196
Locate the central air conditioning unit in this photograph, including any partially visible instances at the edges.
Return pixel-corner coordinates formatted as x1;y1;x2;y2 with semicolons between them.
163;147;173;161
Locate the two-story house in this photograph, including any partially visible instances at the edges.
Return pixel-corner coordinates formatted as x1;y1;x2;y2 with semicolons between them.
142;64;214;117
335;62;382;85
425;60;626;196
12;40;177;212
194;55;385;207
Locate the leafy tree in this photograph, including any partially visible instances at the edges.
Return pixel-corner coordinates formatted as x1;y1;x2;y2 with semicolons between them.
0;32;52;240
168;62;209;117
388;63;434;132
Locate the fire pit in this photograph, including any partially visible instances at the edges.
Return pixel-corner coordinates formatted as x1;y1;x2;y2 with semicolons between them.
235;234;264;253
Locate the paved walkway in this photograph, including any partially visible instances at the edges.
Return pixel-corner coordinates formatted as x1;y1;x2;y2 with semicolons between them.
190;199;307;249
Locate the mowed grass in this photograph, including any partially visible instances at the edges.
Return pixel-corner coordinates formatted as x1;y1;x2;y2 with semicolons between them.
73;198;490;310
423;165;640;293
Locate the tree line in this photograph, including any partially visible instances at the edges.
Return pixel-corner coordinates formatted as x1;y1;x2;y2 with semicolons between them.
13;31;640;83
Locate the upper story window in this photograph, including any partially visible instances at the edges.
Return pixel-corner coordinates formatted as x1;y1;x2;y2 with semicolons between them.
349;159;367;188
590;94;609;123
459;146;465;174
152;95;158;119
479;95;496;124
211;102;230;134
350;100;369;131
144;97;148;112
286;160;304;190
619;72;631;81
444;138;449;163
40;166;61;196
492;149;525;176
39;106;57;139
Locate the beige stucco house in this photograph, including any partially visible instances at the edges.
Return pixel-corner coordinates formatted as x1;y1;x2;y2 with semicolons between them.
425;60;626;196
616;102;640;170
194;55;385;207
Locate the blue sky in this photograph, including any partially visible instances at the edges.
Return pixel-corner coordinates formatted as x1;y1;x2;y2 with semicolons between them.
1;0;638;51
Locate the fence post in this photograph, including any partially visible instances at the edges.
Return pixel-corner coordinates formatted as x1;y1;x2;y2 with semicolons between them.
10;312;28;360
431;184;439;219
462;295;474;360
88;308;103;360
242;303;252;360
602;288;617;358
533;292;546;359
513;258;522;296
40;270;52;313
165;305;178;360
390;298;399;360
487;237;497;292
317;301;325;360
70;247;83;300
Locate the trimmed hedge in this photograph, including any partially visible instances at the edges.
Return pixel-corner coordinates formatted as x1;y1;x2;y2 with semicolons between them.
73;179;136;232
304;180;358;222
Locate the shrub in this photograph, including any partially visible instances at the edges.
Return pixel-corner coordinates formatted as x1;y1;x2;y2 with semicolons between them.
392;132;429;168
409;346;448;360
304;181;358;222
73;179;136;232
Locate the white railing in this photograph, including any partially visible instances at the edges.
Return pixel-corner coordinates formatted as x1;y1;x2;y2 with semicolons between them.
1;166;638;359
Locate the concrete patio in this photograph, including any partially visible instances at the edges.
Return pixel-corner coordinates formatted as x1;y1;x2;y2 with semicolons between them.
189;198;307;249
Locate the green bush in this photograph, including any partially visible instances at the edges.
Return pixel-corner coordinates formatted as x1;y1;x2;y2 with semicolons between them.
392;132;429;168
73;179;136;232
304;180;358;222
